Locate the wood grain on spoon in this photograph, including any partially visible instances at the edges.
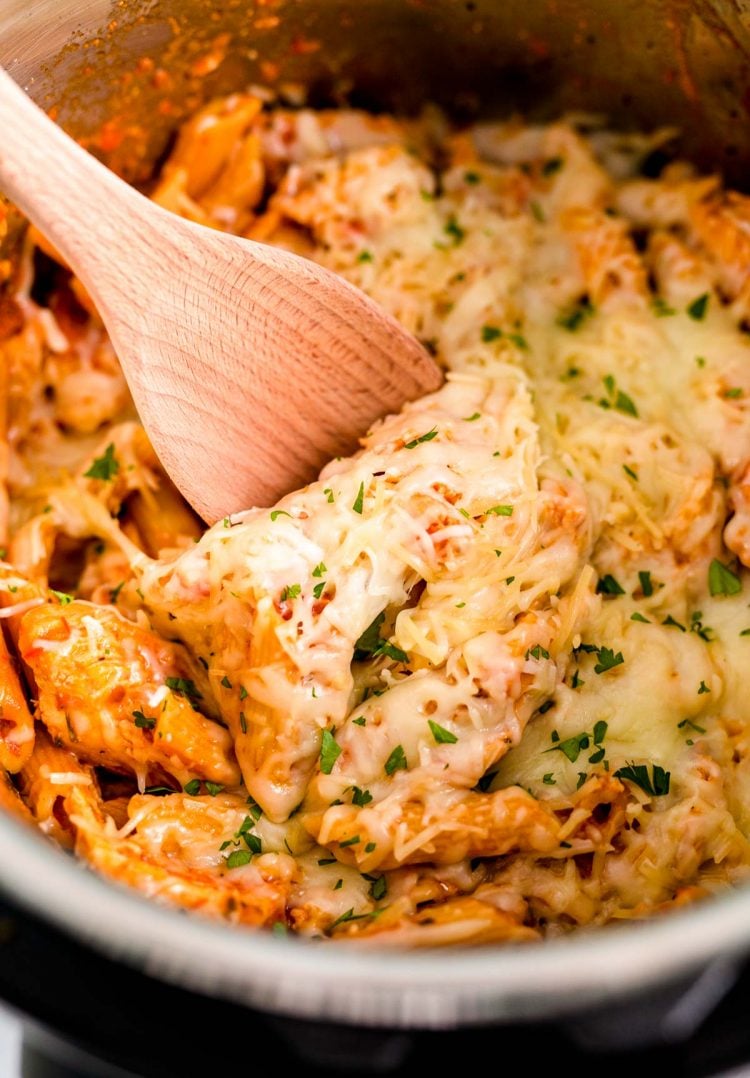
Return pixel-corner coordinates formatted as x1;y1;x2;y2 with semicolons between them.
0;68;442;522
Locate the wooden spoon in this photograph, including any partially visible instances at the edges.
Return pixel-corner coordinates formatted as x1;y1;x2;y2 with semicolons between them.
0;68;442;522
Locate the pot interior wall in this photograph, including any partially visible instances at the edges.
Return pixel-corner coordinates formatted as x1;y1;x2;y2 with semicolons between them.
1;0;750;186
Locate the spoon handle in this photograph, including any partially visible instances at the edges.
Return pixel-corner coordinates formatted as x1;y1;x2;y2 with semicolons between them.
0;67;159;300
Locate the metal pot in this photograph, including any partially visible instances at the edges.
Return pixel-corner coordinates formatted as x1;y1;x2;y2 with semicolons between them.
2;0;750;1049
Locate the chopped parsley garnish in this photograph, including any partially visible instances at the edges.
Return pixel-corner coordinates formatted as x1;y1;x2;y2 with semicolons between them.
538;700;555;715
312;562;327;578
593;720;608;745
651;296;676;317
638;570;653;597
220;675;232;689
84;443;119;481
464;412;481;422
272;922;288;937
183;779;201;795
357;250;373;263
557;296;593;332
352;482;365;514
678;718;706;735
481;325;502;343
576;771;588;789
350;786;373;807
530;200;545;222
280;583;301;602
320;730;342;775
542;773;556;785
339;835;360;848
144;785;174;797
225;849;252;869
165;676;201;699
353;611;408;664
404;427;438;449
687;293;709;321
205;782;224;797
318;857;336;866
324;488;335;503
593;647;624;674
242;832;262;855
708;558;742;597
246;797;263;820
623;464;638;480
270;510;292;522
614;763;671;797
132;710;156;730
369;875;387;901
662;614;686;632
333;878;343;891
50;589;73;605
725;387;743;399
630;612;650;623
352;716;367;727
546;731;590;763
742;629;750;637
696;355;707;368
464;170;481;184
599;374;638;417
364;842;377;853
443;215;465;245
109;581;124;604
689;611;714;642
313;581;326;600
239;685;248;701
385;744;408;775
542;156;563;176
486;504;513;516
570;669;584;689
597;574;625;596
329;908;367;931
428;719;458;745
526;644;550;661
698;680;711;695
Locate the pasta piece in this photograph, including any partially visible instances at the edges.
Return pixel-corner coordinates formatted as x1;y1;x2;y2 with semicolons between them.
19;601;239;788
0;620;34;772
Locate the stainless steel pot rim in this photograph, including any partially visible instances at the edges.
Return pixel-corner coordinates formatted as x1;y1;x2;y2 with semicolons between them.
0;808;748;1028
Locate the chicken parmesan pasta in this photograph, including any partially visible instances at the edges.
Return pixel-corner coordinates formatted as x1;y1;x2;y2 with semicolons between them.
3;96;750;945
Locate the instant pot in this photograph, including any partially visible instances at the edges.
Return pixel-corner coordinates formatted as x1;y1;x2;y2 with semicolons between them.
3;2;750;1075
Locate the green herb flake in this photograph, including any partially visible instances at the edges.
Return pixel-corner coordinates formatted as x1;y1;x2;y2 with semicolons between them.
708;558;742;597
623;464;638;480
205;782;224;797
352;482;365;515
357;250;373;263
542;773;556;785
183;779;201;796
614;763;671;797
464;170;481;185
270;509;292;521
370;875;387;901
404;427;438;449
638;570;654;597
220;675;232;689
50;589;73;606
597;574;625;596
280;583;301;602
464;412;481;422
385;744;408;775
313;581;326;600
240;711;247;733
312;562;327;578
576;771;588;789
272;922;288;937
132;710;156;730
329;908;367;932
338;835;360;848
486;504;513;517
351;786;373;807
593;647;624;674
428;719;458;745
324;488;335;503
662;614;686;632
317;857;336;866
526;644;550;661
687;293;709;321
225;849;252;869
698;680;711;695
651;296;676;317
593;720;608;745
352;716;367;727
557;297;593;332
365;842;377;853
725;387;743;399
320;729;342;775
546;732;590;763
678;718;706;735
443;215;465;245
615;390;638;417
481;325;502;343
144;785;174;797
165;676;201;700
84;443;119;481
695;355;707;368
630;612;650;623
